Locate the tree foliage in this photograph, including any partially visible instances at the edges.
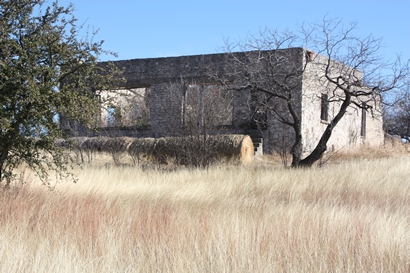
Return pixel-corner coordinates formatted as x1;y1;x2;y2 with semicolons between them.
0;0;122;184
217;18;409;167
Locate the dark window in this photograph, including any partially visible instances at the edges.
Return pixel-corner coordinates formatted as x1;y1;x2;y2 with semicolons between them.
320;94;329;121
361;106;366;137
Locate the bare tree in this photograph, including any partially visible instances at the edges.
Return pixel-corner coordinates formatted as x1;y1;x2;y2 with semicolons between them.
215;18;409;167
384;83;410;141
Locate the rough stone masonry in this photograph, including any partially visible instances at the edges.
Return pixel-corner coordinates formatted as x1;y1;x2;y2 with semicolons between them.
61;48;384;155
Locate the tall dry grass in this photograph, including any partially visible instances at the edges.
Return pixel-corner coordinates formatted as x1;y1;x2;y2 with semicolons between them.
0;155;409;272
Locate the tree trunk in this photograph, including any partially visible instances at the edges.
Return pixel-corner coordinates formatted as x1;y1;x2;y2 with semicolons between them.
284;99;304;168
0;148;10;185
290;127;303;167
296;92;352;167
0;158;5;185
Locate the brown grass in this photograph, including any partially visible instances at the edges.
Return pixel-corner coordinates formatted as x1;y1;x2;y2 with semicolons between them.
0;155;409;272
128;137;157;164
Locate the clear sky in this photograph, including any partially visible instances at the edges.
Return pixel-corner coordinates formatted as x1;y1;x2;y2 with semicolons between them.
54;0;409;63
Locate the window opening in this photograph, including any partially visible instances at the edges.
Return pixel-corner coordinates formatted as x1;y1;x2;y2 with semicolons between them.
106;106;120;127
320;94;329;121
100;87;150;128
361;105;366;137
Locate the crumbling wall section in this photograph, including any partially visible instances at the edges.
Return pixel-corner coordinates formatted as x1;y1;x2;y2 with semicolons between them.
61;48;384;156
91;53;250;138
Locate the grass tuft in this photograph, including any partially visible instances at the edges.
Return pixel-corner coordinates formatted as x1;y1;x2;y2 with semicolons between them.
0;155;409;272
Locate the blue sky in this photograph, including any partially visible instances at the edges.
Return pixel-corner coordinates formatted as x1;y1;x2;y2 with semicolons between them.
55;0;409;62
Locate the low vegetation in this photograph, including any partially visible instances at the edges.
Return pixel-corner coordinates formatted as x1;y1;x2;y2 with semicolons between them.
60;135;254;167
0;151;409;272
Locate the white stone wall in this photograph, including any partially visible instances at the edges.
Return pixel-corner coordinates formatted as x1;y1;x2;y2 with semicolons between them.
301;51;384;156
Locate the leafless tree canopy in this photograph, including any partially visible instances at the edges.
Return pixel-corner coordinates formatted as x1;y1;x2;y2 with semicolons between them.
384;83;410;141
216;17;409;167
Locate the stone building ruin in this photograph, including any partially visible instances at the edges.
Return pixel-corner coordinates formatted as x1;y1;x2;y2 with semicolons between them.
61;48;384;156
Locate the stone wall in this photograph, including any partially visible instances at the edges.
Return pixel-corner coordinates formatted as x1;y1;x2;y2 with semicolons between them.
112;53;231;88
301;51;384;155
62;48;384;156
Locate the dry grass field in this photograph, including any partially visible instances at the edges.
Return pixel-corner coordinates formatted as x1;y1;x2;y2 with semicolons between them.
0;151;409;272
